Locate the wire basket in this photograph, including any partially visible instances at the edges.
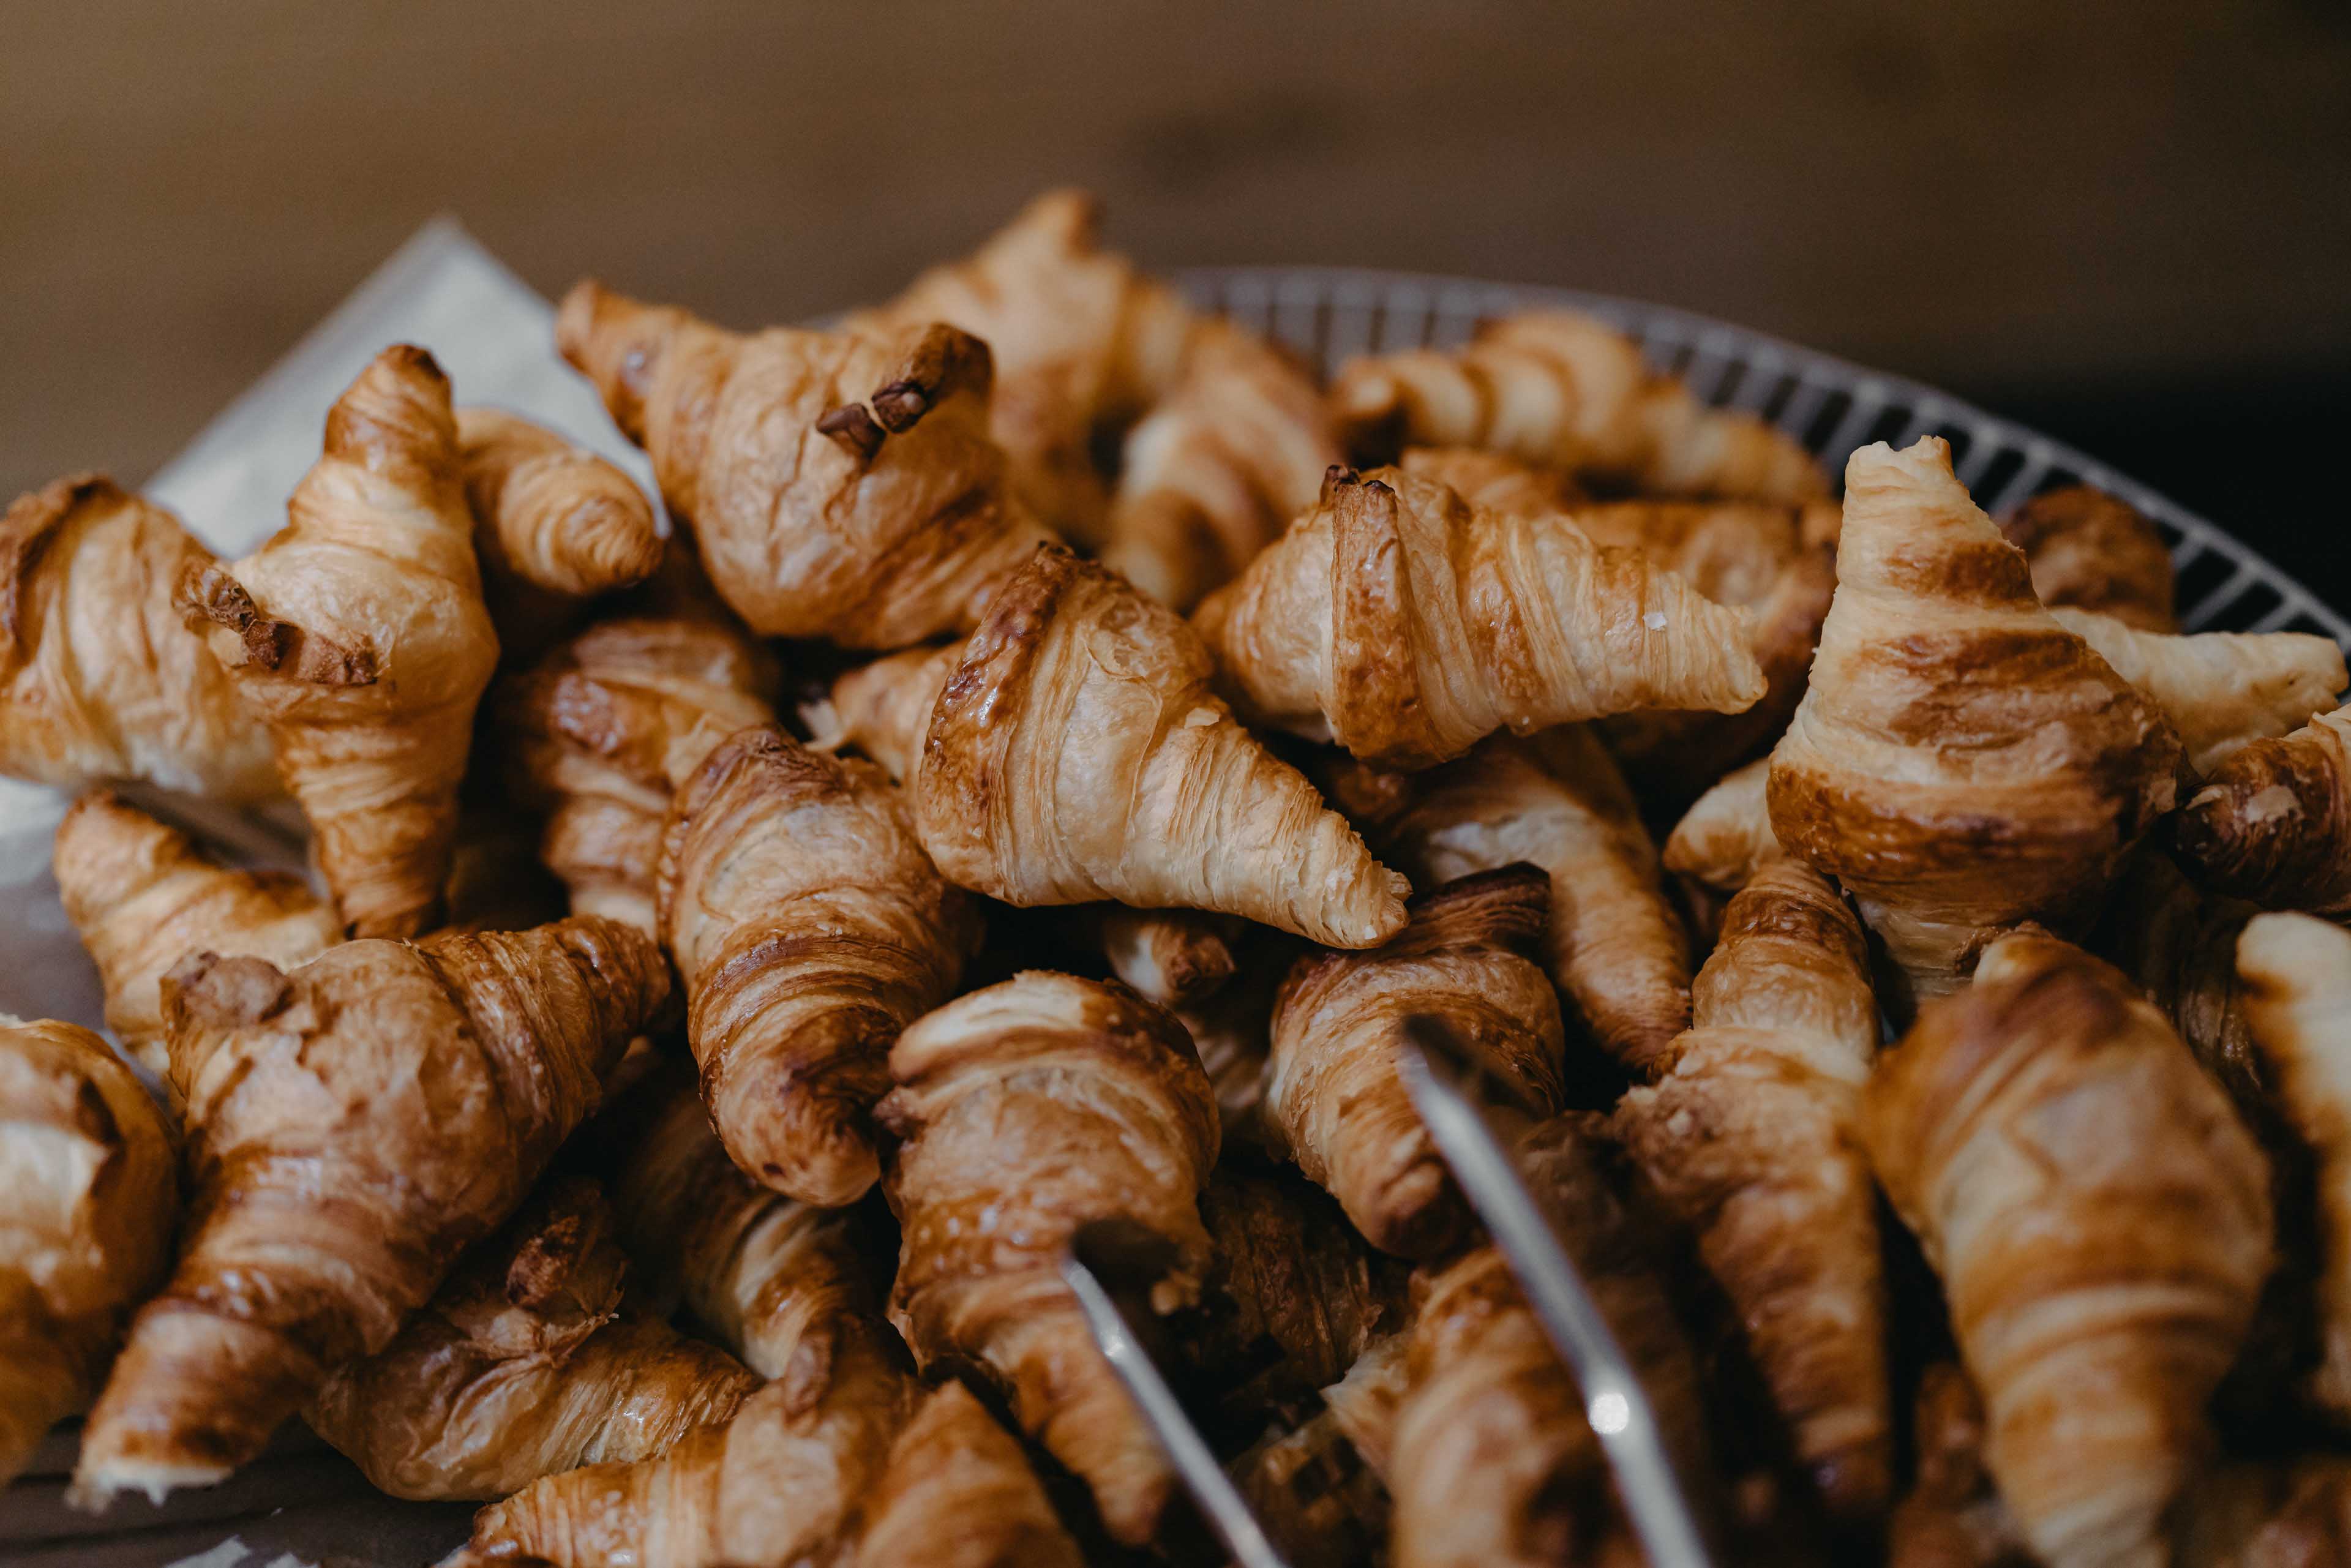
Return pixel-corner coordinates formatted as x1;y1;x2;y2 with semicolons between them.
1179;266;2351;651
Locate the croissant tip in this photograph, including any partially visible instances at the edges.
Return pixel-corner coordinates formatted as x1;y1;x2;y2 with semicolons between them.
553;280;609;365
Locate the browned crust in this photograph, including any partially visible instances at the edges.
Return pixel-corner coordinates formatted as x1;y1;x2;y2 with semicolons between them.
877;969;1201;1118
817;325;997;462
1;473;126;653
175;560;378;685
918;541;1078;857
2171;722;2351;911
1999;484;2178;632
1322;468;1449;770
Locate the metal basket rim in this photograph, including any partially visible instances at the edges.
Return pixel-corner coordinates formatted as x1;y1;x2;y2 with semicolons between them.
1176;263;2350;650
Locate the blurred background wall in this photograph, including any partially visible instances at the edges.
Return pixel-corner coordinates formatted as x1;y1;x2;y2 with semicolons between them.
5;0;2344;597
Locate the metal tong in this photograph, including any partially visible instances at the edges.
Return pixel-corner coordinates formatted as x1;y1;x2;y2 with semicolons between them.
1062;1011;1718;1568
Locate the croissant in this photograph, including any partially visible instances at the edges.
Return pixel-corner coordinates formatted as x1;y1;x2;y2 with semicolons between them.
1329;730;1693;1075
501;615;779;932
1170;923;1301;1144
458;406;663;661
1322;1330;1414;1486
1267;866;1566;1256
660;724;979;1206
1573;500;1840;795
1099;318;1343;610
0;1016;176;1485
1615;861;1891;1521
591;1053;877;1399
1193;465;1768;770
306;1174;760;1501
472;1348;1080;1568
1331;308;1828;504
1768;438;2179;1008
1084;904;1240;1009
2239;911;2351;1420
1230;1406;1390;1568
2050;607;2344;775
180;345;501;937
1390;1115;1712;1568
1395;445;1586;516
876;970;1220;1542
912;543;1410;947
853;188;1198;542
1663;755;1787;895
72;915;669;1504
2104;852;2267;1112
558;282;1051;647
1863;931;2272;1568
0;475;277;801
51;790;339;1084
1998;485;2178;632
2172;703;2351;916
812;639;962;785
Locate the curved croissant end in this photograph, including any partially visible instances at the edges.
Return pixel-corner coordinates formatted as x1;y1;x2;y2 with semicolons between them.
661;725;979;1207
1617;862;1891;1521
1099;319;1341;611
2172;703;2351;917
1863;932;2270;1568
304;1175;759;1501
1999;485;2179;631
457;407;662;663
878;970;1219;1544
1267;866;1566;1258
1194;465;1767;771
52;790;340;1086
1663;755;1786;895
1330;309;1826;504
501;615;779;932
1768;437;2180;1010
2104;852;2268;1117
72;917;667;1506
817;640;964;786
1395;445;1586;517
2051;607;2344;776
852;187;1198;545
557;280;1051;648
0;1017;177;1486
1;476;279;801
181;345;500;938
917;543;1409;947
2239;912;2351;1420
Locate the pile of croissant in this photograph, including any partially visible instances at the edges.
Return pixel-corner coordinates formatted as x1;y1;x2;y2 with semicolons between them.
7;189;2351;1568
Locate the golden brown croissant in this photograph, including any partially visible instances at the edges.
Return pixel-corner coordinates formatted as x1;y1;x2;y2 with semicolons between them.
1330;730;1693;1075
1863;931;2272;1568
0;475;277;801
877;970;1220;1543
853;187;1198;543
1099;318;1342;610
1331;309;1828;504
1084;904;1240;1009
306;1174;759;1501
1193;465;1768;770
1267;866;1566;1256
558;281;1052;647
1389;1115;1712;1568
811;639;962;786
2050;607;2345;775
1663;755;1787;895
1998;485;2178;632
660;724;979;1206
1395;445;1586;516
472;1346;1079;1568
1615;861;1891;1521
1768;438;2180;1008
0;1016;176;1485
591;1053;877;1401
457;406;663;661
72;915;669;1505
2172;703;2351;916
2238;911;2351;1420
181;345;501;937
912;543;1410;947
1573;500;1839;794
501;615;778;932
51;790;340;1084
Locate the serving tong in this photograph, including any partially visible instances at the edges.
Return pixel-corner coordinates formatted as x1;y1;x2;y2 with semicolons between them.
1062;1014;1719;1568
